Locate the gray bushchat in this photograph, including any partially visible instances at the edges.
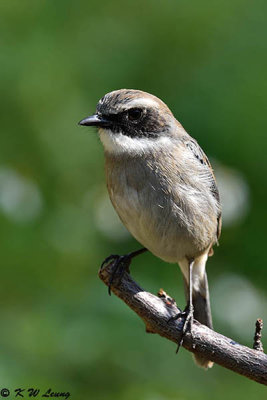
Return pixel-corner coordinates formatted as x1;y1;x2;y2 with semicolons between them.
79;89;222;368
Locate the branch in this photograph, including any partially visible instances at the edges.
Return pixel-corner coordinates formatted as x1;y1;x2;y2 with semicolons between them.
98;264;267;385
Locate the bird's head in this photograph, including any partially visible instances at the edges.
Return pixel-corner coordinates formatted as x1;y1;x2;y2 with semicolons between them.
79;89;182;155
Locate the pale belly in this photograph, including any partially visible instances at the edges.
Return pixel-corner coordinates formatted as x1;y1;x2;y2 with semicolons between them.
108;184;210;263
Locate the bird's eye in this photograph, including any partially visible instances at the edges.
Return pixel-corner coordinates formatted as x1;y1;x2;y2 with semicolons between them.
128;108;142;121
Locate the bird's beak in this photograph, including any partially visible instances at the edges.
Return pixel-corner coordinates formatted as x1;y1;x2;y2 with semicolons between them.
78;114;110;127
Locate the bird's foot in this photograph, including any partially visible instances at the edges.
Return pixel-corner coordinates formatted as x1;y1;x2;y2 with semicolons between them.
100;248;147;295
168;305;194;353
100;253;132;295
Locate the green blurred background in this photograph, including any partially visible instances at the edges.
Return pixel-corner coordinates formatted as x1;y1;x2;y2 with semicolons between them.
1;0;267;398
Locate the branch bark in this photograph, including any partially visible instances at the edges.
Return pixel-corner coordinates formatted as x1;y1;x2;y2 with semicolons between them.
98;264;267;385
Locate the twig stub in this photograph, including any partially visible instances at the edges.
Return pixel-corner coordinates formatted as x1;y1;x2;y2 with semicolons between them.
253;318;264;352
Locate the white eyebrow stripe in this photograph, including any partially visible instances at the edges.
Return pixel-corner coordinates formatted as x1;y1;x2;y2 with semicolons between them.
124;97;159;109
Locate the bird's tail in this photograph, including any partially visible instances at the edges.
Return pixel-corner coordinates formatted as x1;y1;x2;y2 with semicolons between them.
180;255;214;369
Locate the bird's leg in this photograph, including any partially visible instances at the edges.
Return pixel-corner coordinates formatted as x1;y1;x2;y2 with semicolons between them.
100;248;147;295
182;259;194;332
168;259;195;353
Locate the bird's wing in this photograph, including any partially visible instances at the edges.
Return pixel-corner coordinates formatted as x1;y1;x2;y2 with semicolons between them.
184;138;222;241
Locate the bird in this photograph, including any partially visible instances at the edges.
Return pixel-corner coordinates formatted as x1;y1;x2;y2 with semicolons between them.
79;89;222;368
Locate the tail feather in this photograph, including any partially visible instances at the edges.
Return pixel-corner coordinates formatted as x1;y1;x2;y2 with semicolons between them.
181;256;214;369
192;272;213;369
192;272;213;329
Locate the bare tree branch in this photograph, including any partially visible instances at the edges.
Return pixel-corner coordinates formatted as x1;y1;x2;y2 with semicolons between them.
98;264;267;386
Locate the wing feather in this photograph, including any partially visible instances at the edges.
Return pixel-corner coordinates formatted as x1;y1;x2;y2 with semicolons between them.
185;138;222;241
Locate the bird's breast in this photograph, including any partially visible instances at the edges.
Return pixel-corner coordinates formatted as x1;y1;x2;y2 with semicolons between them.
104;152;218;262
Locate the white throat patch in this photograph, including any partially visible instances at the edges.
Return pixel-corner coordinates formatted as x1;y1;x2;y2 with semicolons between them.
99;129;173;155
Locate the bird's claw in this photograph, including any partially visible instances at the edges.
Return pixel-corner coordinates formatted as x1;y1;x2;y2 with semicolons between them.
100;253;132;295
168;307;194;353
167;311;187;324
100;254;119;270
